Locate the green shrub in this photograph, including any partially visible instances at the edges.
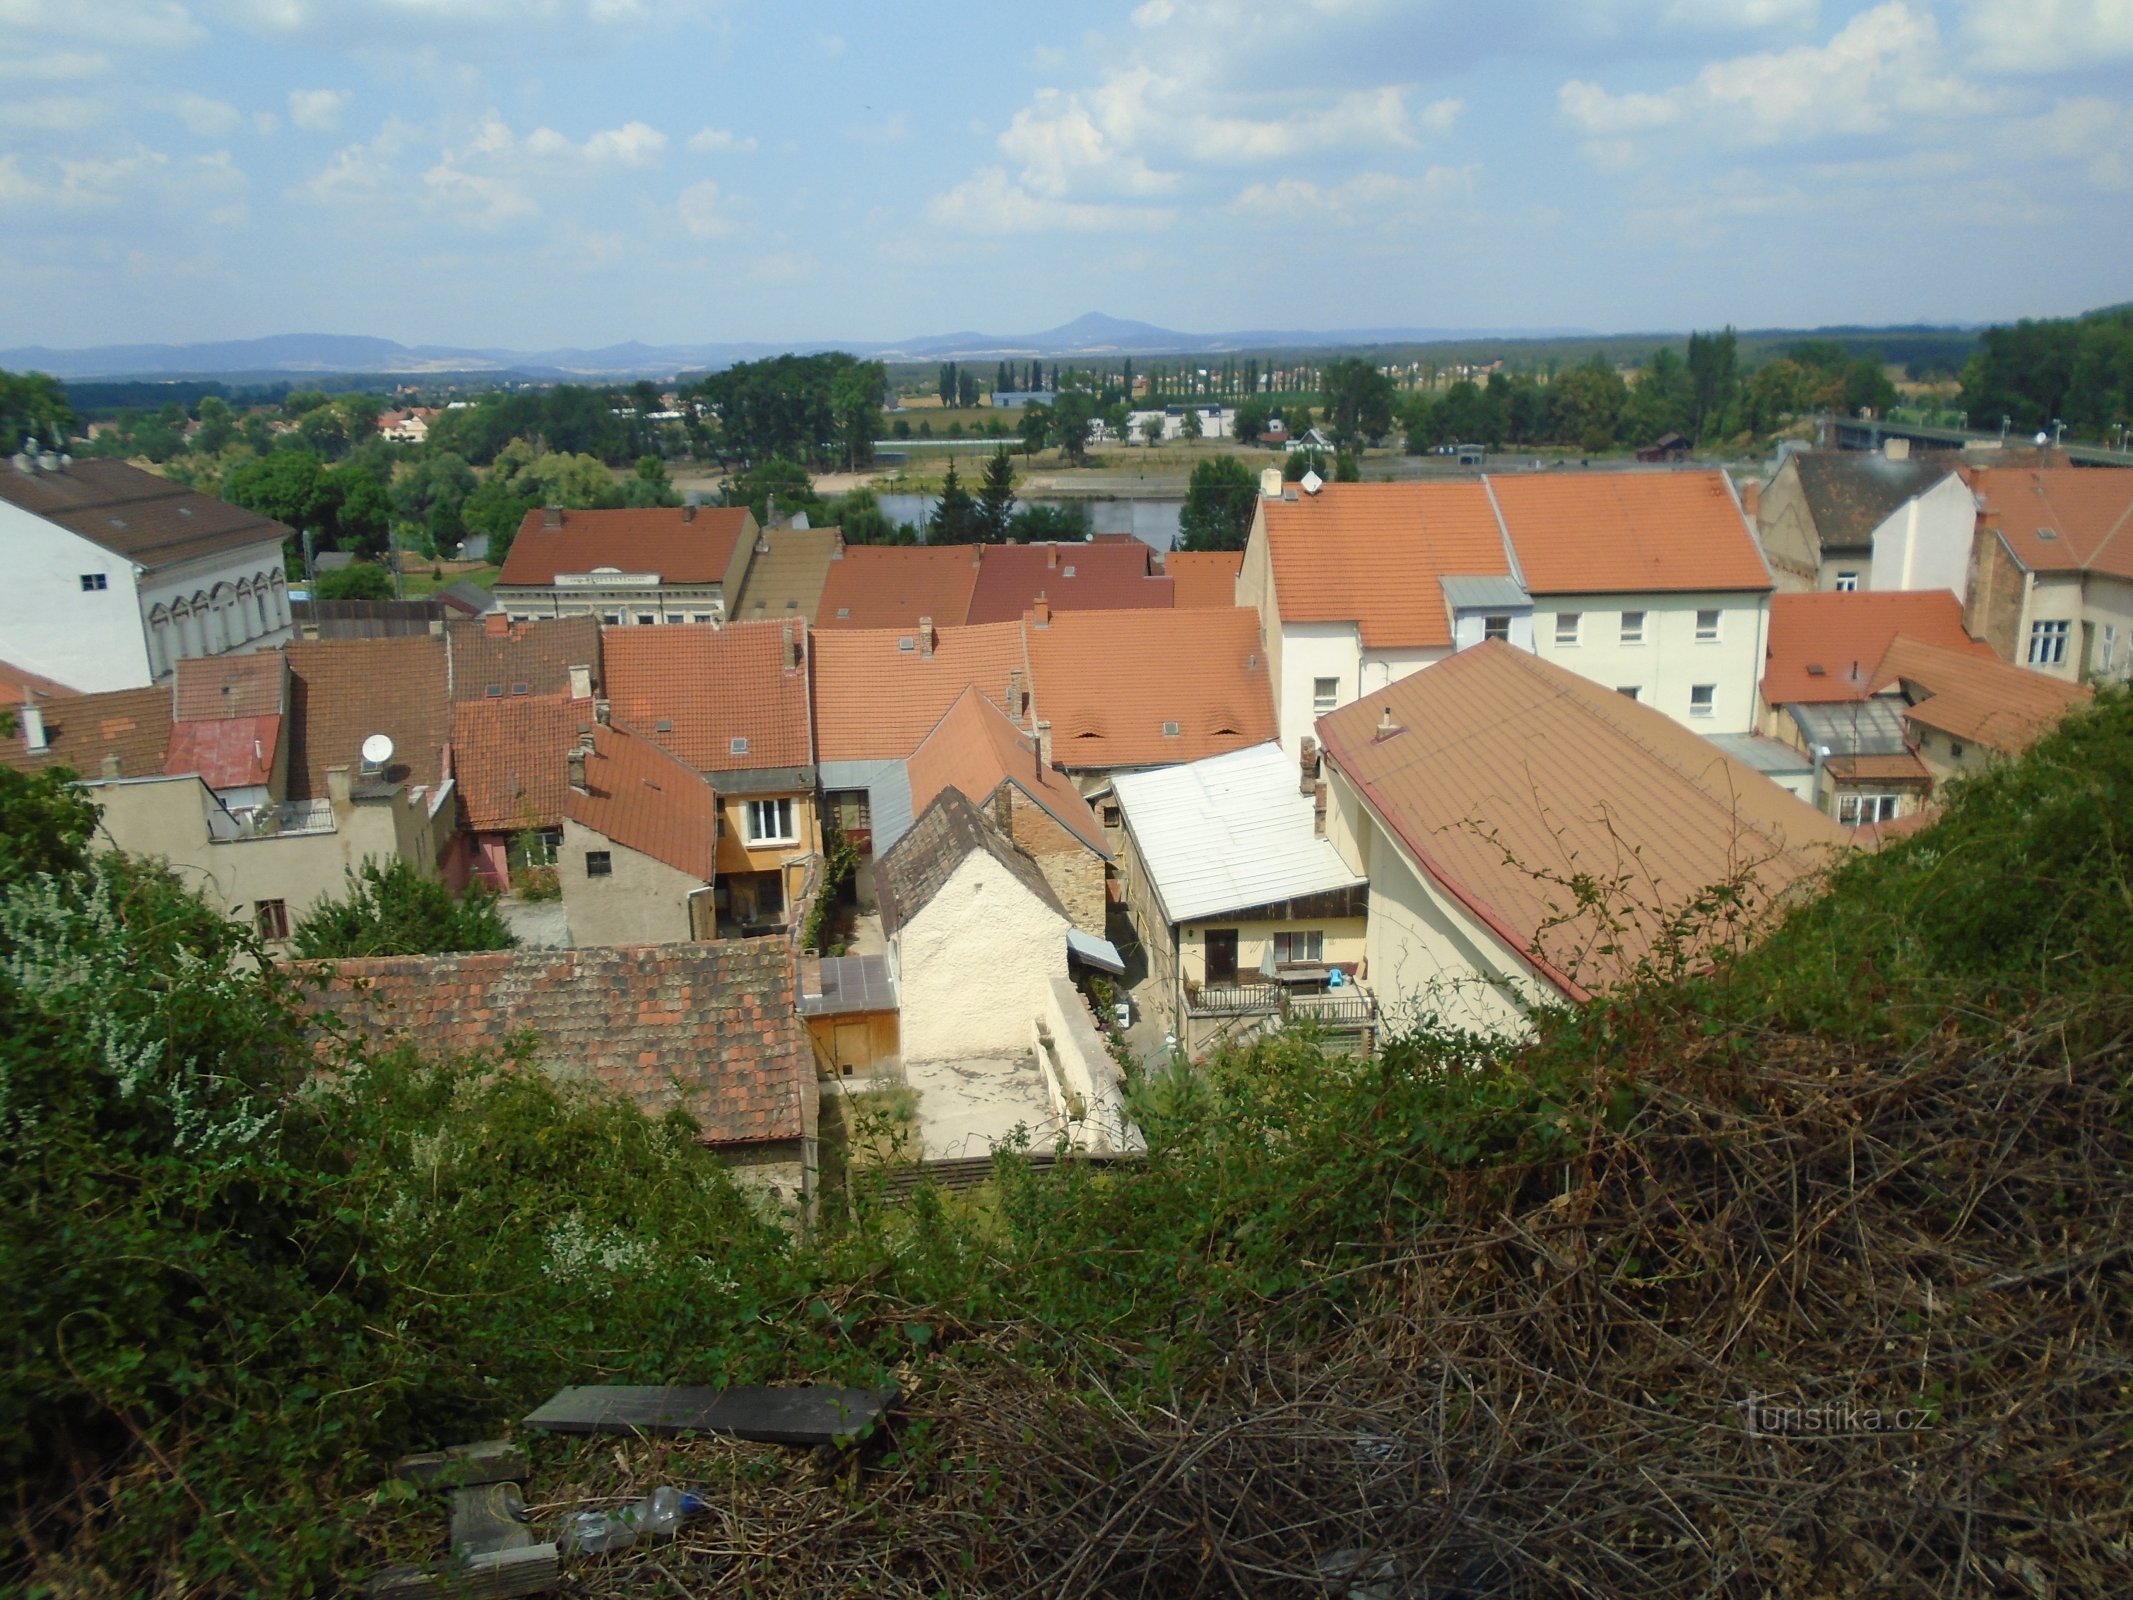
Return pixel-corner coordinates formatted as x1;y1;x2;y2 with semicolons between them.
291;858;516;958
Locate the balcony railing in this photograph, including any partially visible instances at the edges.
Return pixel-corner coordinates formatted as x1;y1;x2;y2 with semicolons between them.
209;798;337;842
1186;980;1377;1030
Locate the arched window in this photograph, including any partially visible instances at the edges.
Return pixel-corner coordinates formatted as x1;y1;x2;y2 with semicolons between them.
190;592;213;658
268;569;288;629
148;604;173;677
253;572;272;633
234;580;256;642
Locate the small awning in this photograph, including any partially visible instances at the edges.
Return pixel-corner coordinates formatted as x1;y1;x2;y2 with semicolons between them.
1066;928;1126;975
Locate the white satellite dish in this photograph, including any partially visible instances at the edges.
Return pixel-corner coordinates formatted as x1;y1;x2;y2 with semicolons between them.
1300;469;1324;495
360;733;395;770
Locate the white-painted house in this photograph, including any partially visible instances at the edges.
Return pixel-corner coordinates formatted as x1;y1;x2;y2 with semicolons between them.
0;452;293;692
1239;470;1774;758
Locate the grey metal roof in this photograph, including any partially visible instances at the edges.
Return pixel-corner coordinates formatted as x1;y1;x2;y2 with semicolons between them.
1066;929;1126;974
1111;741;1364;925
798;953;897;1016
1705;732;1815;776
1440;575;1532;612
1786;699;1913;759
820;758;915;851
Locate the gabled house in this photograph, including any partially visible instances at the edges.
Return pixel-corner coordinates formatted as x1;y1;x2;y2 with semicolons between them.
0;453;293;690
729;523;843;626
1314;642;1847;1034
1963;466;2133;684
602;620;819;937
1112;741;1371;1055
1160;549;1243;609
963;538;1172;623
497;503;757;626
1756;448;1971;598
558;721;720;946
815;544;983;631
1868;636;2090;787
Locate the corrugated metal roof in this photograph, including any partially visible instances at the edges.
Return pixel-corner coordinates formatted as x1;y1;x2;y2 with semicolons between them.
1112;742;1364;925
1066;929;1126;973
1705;732;1814;776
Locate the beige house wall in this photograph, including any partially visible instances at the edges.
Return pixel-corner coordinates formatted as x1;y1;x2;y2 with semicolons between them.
1529;591;1767;735
998;786;1105;933
1755;459;1823;593
1033;975;1139;1153
717;789;821;910
895;852;1067;1060
84;773;442;948
497;581;728;624
556;815;709;947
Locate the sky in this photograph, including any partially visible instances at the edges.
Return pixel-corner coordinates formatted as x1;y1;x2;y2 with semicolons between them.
2;0;2130;352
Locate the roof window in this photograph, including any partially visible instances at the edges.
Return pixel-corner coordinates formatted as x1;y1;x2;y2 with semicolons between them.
730;736;750;755
2037;527;2058;541
511;682;529;696
837;607;851;618
1161;720;1181;738
655;719;674;732
898;637;916;652
484;684;504;698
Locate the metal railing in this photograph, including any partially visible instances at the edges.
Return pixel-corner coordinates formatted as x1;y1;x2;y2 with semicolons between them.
209;798;337;843
1186;982;1378;1029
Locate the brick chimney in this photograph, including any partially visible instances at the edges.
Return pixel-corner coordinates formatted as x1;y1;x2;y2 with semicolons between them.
1299;735;1318;794
542;505;562;530
567;743;588;794
484;611;511;637
1006;665;1025;716
918;616;935;658
682;501;696;523
1047;544;1059;570
1312;781;1328;838
782;622;801;671
1031;595;1051;628
1035;718;1053;767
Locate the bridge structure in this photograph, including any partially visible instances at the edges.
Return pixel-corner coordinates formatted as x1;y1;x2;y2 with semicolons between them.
1828;413;2133;468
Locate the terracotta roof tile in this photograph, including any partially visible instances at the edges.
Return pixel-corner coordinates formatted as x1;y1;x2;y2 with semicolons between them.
1870;635;2091;754
173;653;287;721
567;721;720;881
447;615;601;701
0;658;78;705
1490;469;1773;595
450;691;595;833
1259;481;1511;649
1025;607;1276;770
301;943;813;1147
1762;590;1993;706
497;505;752;586
812;620;1033;762
1317;641;1848;1001
1966;466;2133;580
906;684;1108;855
730;524;841;625
283;636;451;800
1;684;170;777
1163;549;1243;608
0;457;290;571
964;540;1171;624
813;544;982;630
602;620;814;773
166;714;281;790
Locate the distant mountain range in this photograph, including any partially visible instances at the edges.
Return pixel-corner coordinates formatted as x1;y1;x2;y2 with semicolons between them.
0;311;1603;382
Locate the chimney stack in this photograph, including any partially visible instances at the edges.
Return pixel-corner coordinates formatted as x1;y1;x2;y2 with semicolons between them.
918;616;935;658
1032;595;1051;628
567;746;588;793
100;752;122;780
484;610;511;637
1299;735;1318;794
682;501;696;523
1373;706;1402;742
831;528;845;560
1006;665;1025;715
542;505;562;530
1047;544;1058;570
1260;466;1284;499
18;700;47;754
326;764;352;807
568;663;592;700
782;622;801;671
765;493;777;529
1312;780;1328;838
1035;718;1053;767
594;699;611;727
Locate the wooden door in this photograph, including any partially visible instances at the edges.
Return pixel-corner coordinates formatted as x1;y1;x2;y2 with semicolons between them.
1204;928;1239;984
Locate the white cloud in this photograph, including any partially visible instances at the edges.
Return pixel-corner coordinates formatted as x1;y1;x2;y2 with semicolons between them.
580;121;667;165
926;166;1174;234
173;92;243;138
0;96;105;134
1561;3;1979;148
1230;166;1476;225
287;88;351;133
1658;0;1819;27
0;50;111;81
1962;0;2133;72
751;250;814;283
687;126;757;154
1418;97;1465;134
2003;96;2133;188
997;90;1177;197
677;177;733;236
814;29;845;55
421;162;536;228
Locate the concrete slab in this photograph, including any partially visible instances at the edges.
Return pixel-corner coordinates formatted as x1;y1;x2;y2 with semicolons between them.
905;1053;1063;1159
501;898;571;950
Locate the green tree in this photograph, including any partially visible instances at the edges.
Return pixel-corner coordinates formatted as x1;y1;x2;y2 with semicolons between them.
463;476;538;567
0;368;75;445
1020;405;1053;458
1621;347;1695;445
1843;359;1898;417
723;456;821;525
192;395;235;454
1233;395;1271;445
296;404;351;461
1686;327;1740;442
1284;447;1331;481
1548;358;1629;452
831;486;918;546
929;462;980;543
291;859;516;958
624;454;681;509
1008;501;1091;541
976;449;1018;543
1179;404;1203;443
1177;455;1258;552
313;561;395;601
392;452;478;551
327;467;393;559
830;361;885;470
224;449;334;544
1140;414;1167;447
1319;356;1396;449
1051;391;1095;465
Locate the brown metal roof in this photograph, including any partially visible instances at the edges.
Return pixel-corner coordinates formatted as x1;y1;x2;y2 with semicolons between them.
0;457;290;571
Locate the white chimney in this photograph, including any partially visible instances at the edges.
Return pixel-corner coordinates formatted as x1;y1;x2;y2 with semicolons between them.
1259;467;1284;499
19;700;48;753
568;663;593;700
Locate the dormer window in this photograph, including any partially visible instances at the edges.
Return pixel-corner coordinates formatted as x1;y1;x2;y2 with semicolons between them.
1483;615;1510;641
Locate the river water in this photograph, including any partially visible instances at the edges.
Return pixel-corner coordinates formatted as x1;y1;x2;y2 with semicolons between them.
872;492;1184;551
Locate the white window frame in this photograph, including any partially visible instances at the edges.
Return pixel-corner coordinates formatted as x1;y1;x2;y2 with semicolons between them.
1834;571;1860;592
2102;625;2118;673
1620;610;1645;644
1482;614;1511;642
744;796;798;847
1838;793;1901;826
1695;608;1721;642
1312;676;1340;715
1273;929;1323;964
1554;611;1581;647
1689;683;1716;717
2027;618;2069;666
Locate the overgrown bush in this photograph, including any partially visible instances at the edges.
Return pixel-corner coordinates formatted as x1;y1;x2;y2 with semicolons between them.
291;858;516;957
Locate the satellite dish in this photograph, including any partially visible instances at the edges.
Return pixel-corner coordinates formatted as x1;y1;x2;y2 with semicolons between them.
1300;469;1324;495
360;733;395;770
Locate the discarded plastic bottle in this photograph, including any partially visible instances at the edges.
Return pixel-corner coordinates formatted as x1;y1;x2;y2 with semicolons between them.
631;1486;684;1541
563;1509;639;1556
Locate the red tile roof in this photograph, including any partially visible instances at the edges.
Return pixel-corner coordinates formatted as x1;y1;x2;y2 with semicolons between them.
450;691;594;833
166;714;281;790
1870;635;2091;754
602;620;814;773
1965;466;2133;580
906;685;1107;855
964;540;1171;624
302;943;813;1147
283;636;451;800
173;653;287;721
568;722;720;881
1762;590;1994;706
812;621;1034;762
1490;469;1772;595
1025;606;1277;770
1317;641;1848;1001
1258;482;1513;649
447;615;601;701
1163;549;1243;608
497;505;752;586
1;685;171;777
0;659;78;705
814;544;982;630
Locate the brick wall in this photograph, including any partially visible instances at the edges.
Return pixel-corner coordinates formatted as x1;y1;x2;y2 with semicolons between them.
1966;530;2025;662
1002;786;1106;932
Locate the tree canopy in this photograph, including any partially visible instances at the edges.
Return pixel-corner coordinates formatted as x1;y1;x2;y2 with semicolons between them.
290;859;516;959
1177;455;1259;552
691;352;885;469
